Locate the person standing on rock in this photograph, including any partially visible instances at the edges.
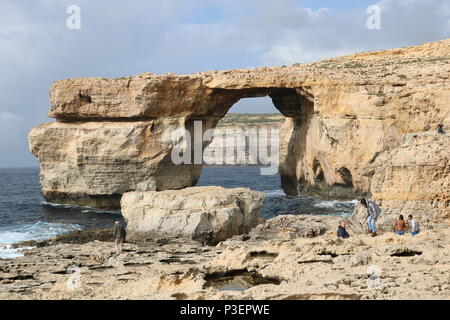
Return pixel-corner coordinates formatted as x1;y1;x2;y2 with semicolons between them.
392;215;406;235
361;198;381;237
113;221;126;254
437;124;446;134
203;229;214;246
408;215;420;235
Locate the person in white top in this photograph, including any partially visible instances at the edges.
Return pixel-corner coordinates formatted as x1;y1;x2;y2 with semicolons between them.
408;215;420;235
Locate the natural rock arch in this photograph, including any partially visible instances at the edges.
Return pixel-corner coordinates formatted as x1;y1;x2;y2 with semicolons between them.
171;87;317;196
29;39;450;222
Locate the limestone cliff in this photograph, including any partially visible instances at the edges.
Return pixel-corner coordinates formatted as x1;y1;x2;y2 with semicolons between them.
353;132;450;228
30;39;450;216
29;119;202;209
204;114;283;166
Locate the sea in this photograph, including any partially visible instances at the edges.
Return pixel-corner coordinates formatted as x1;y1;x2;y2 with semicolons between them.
0;166;356;259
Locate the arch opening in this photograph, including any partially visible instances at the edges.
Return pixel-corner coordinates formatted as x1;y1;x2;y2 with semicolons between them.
204;87;314;120
193;91;356;218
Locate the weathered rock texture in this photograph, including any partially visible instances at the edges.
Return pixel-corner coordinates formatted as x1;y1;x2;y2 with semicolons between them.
2;222;449;300
353;132;450;229
249;214;363;240
30;39;450;212
29;119;202;209
121;187;264;242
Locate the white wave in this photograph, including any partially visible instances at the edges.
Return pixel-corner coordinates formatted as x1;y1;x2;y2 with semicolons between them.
313;199;357;208
42;201;120;214
0;221;82;259
0;244;34;259
263;189;285;197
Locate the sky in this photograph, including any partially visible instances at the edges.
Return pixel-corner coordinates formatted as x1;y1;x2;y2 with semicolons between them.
1;0;449;167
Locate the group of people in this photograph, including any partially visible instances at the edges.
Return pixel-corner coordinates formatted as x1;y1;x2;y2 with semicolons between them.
337;197;421;239
392;215;420;236
113;200;423;252
346;122;445;238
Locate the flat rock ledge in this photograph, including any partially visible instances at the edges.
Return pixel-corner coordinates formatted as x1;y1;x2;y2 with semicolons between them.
1;224;449;300
121;186;265;243
249;214;364;240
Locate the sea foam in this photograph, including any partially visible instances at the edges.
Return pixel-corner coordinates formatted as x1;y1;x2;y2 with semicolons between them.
0;221;82;259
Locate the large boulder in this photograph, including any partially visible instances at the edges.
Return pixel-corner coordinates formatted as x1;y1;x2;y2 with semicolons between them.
121;186;265;243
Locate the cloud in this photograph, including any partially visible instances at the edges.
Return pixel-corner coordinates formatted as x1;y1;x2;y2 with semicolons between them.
261;44;359;65
0;112;35;167
0;112;25;151
242;0;450;66
0;0;449;166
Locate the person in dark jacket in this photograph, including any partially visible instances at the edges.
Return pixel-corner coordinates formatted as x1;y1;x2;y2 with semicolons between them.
113;221;126;254
337;220;350;239
203;229;214;246
437;124;446;134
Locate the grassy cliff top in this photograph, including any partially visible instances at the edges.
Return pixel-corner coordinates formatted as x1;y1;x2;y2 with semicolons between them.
217;113;285;126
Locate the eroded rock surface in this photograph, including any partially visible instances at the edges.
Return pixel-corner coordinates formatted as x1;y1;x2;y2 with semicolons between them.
1;222;449;300
354;132;450;229
29;119;202;209
121;187;265;243
249;214;363;240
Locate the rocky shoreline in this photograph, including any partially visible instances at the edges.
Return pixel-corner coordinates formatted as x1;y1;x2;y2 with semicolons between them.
8;39;449;300
1;215;449;300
